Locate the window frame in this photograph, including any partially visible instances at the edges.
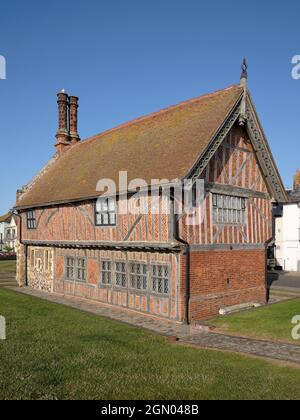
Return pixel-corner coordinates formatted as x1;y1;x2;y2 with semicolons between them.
65;257;75;280
129;262;148;292
95;197;117;227
76;258;87;283
212;193;247;226
26;210;37;230
100;259;113;286
151;264;170;295
65;257;86;282
114;261;127;289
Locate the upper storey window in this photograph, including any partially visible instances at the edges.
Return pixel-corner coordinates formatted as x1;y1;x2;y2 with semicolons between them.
212;194;247;225
95;198;116;226
26;210;37;229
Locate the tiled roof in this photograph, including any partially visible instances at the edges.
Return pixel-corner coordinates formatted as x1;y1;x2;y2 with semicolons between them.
0;213;11;223
289;189;300;203
16;85;243;209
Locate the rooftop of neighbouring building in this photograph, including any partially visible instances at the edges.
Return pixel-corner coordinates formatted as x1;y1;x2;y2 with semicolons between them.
0;213;12;224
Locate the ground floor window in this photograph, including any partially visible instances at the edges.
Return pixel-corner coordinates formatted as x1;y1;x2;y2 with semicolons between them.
101;260;113;285
99;259;170;295
115;261;127;288
66;257;75;280
130;263;147;291
65;257;86;282
152;265;169;294
77;258;86;282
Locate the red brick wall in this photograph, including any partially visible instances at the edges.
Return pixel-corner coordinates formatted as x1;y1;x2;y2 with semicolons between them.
188;248;267;322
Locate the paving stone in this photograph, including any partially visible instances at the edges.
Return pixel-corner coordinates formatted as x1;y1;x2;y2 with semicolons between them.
183;334;300;364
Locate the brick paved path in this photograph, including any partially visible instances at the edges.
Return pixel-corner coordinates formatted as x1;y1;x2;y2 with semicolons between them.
184;333;300;365
7;286;300;365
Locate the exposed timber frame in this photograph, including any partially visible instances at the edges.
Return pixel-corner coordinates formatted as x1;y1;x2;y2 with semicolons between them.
187;96;243;182
22;239;182;253
245;94;288;203
187;91;288;204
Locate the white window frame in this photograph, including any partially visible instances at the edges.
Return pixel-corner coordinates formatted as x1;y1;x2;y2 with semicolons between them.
95;198;116;227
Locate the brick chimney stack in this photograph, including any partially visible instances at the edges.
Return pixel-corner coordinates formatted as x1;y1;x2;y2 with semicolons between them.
294;170;300;191
55;90;70;154
69;96;80;144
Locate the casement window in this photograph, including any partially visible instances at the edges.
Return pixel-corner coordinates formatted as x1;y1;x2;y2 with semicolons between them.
130;263;147;291
101;260;113;285
212;194;246;225
66;257;86;282
115;261;127;288
66;257;75;280
152;265;169;294
27;210;37;229
95;198;116;226
77;258;86;282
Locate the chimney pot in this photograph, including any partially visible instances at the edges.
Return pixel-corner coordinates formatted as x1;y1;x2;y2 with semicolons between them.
294;170;300;191
55;91;70;154
69;96;80;144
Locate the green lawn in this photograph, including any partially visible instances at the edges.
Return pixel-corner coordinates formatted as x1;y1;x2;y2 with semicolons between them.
0;289;300;400
0;260;16;273
207;300;300;345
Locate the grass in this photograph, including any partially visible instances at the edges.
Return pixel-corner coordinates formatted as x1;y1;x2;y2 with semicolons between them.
1;289;300;400
207;300;300;345
0;261;16;273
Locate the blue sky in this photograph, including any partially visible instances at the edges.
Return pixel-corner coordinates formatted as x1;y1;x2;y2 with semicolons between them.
0;0;299;214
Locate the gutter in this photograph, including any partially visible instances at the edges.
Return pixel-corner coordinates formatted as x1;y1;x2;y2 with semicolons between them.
175;219;190;325
171;188;190;325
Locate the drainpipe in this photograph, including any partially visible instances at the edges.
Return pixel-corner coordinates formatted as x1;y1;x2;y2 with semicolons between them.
12;210;28;287
171;188;190;325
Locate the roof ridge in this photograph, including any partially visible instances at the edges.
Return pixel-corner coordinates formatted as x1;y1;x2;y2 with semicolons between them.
78;84;241;147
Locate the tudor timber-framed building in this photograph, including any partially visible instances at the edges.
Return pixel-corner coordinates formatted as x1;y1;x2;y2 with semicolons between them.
14;64;288;323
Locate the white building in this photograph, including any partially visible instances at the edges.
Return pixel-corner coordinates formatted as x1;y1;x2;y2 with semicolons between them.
0;213;10;252
275;171;300;272
275;203;300;271
0;213;17;253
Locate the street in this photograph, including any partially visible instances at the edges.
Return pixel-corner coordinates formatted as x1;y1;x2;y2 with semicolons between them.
268;271;300;290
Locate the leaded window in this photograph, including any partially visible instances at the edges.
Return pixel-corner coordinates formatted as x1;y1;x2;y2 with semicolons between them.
27;210;37;229
130;263;147;291
115;261;127;288
95;198;116;226
101;260;112;285
212;194;246;225
152;265;169;294
77;258;86;282
66;257;75;280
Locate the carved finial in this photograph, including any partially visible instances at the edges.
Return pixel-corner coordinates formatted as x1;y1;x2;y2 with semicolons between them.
239;58;248;126
241;58;248;81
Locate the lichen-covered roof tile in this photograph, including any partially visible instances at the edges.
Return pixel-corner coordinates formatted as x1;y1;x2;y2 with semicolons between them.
16;85;243;208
